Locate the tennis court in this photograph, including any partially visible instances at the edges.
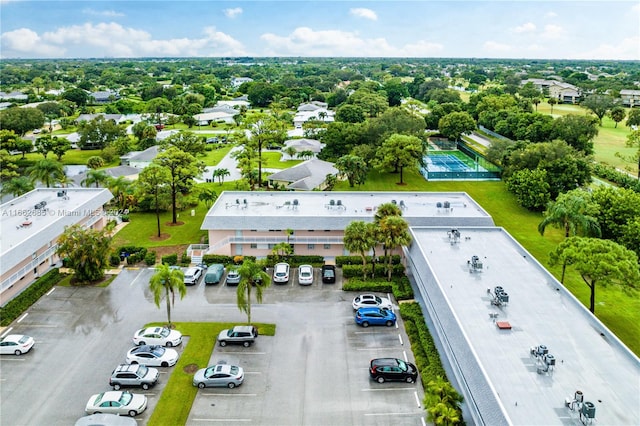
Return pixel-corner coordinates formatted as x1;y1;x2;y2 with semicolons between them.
426;153;477;172
421;150;501;180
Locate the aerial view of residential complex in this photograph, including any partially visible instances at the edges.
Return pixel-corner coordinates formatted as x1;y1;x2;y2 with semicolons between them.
0;1;639;425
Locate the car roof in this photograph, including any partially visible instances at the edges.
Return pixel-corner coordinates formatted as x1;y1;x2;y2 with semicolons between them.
212;364;236;373
231;325;255;332
1;334;26;342
357;307;389;313
75;413;137;426
99;391;127;402
371;358;401;366
114;364;142;373
131;345;161;352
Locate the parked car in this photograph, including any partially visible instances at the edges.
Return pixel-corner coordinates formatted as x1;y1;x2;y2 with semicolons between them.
204;264;225;285
355;307;397;327
352;294;393;310
225;269;241;285
193;364;244;388
85;391;147;417
125;345;179;367
273;262;290;283
132;326;182;347
0;334;34;355
75;413;137;426
369;358;418;383
321;264;336;284
183;267;202;286
109;364;159;390
217;325;258;347
298;264;314;285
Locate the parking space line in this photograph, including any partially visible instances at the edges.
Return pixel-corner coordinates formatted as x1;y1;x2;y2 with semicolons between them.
0;358;25;361
361;388;416;392
192;419;251;422
364;412;420;416
403;350;408;361
218;351;266;355
200;393;257;397
17;313;28;323
398;334;404;345
421;416;427;426
1;327;13;337
357;347;400;351
243;371;262;375
46;288;55;296
414;391;421;407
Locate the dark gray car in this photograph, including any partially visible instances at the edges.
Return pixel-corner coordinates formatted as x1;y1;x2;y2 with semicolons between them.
217;325;258;347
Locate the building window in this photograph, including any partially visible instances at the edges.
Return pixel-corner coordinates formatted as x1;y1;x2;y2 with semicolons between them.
250;230;257;232
324;244;331;249
308;244;315;250
250;243;257;249
268;244;275;249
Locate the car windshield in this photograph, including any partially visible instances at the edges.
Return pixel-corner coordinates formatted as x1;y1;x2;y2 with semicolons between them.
18;336;30;344
138;365;148;376
160;328;169;337
119;392;133;405
396;359;408;372
374;296;382;303
229;366;239;374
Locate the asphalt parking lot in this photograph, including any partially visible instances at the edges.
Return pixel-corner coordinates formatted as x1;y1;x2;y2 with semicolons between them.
0;266;425;425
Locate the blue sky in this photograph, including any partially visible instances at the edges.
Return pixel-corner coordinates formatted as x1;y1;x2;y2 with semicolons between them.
1;1;639;60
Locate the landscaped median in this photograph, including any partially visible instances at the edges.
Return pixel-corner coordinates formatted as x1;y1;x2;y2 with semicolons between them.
146;321;276;426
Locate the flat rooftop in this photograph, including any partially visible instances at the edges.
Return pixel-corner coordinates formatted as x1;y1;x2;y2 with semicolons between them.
410;227;640;425
0;188;113;275
202;191;494;230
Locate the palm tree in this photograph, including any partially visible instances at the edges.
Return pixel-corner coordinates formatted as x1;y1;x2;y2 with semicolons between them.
149;263;186;328
425;376;463;426
379;215;412;281
236;259;271;324
1;176;34;197
198;187;218;207
538;189;601;239
284;146;297;159
547;97;558;114
213;168;230;185
344;221;376;279
374;202;403;261
81;169;109;188
27;158;65;188
296;150;314;160
107;176;131;210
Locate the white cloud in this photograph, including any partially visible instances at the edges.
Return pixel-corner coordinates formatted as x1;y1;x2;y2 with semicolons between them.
223;7;242;18
483;41;512;53
512;22;536;33
574;35;640;60
1;22;247;58
350;8;377;21
1;27;66;57
82;8;125;18
540;24;565;40
545;11;557;18
260;26;441;57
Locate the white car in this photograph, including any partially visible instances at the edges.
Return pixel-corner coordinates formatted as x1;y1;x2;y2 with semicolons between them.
125;345;179;367
132;327;182;347
352;294;393;310
298;265;314;285
0;334;35;355
273;262;290;283
85;391;147;417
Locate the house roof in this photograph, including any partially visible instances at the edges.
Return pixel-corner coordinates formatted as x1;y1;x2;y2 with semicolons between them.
267;158;338;190
283;138;324;153
193;111;237;122
76;114;124;123
293;109;335;124
203;105;238;114
127;145;160;163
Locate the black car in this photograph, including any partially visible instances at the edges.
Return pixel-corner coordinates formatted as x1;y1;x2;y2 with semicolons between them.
321;264;336;284
369;358;418;383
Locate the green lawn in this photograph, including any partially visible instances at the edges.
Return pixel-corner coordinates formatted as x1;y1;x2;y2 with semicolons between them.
12;149;120;168
146;322;276;426
198;145;233;167
261;151;304;169
335;169;640;356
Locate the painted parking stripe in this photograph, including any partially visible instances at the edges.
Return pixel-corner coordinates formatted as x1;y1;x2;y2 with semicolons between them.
364;412;421;416
414;391;421;407
46;288;55;296
1;327;13;338
192;419;251;422
357;347;399;351
217;351;266;355
200;393;257;397
17;313;28;323
361;388;416;392
0;358;25;361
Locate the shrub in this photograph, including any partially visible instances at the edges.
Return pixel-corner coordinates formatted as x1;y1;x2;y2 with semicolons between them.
1;269;62;326
342;263;404;278
109;253;121;267
161;253;178;266
180;251;191;266
336;255;371;266
343;276;413;300
265;254;325;267
203;254;234;265
233;255;244;264
121;214;130;222
145;251;157;266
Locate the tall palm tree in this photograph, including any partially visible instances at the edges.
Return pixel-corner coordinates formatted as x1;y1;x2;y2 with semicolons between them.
149;263;186;328
198;187;218;208
236;259;271;324
27;158;65;188
538;189;601;238
374;202;403;260
81;169;109;188
107;176;131;209
1;176;34;197
212;168;230;185
344;221;376;279
379;215;412;281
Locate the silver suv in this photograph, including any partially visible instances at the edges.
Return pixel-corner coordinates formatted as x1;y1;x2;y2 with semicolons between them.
217;325;258;347
109;364;159;390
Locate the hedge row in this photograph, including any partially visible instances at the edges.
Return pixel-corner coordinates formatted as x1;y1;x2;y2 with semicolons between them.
342;263;405;279
335;255;402;266
1;269;62;326
201;255;257;266
593;163;640;192
264;255;325;267
342;276;413;300
161;253;178;265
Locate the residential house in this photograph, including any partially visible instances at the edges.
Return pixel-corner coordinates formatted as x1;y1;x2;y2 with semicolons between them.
231;77;253;88
120;145;161;169
548;82;581;104
193;111;237;126
620;89;640;108
90;90;120;104
0;91;28;101
75;113;126;124
267;158;338;191
282;138;324;159
293;108;335;129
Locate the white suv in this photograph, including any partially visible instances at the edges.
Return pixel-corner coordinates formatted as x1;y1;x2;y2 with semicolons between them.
183;267;202;286
273;262;290;283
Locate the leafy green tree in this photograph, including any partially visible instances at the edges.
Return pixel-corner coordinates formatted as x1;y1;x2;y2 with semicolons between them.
344;221;377;279
549;237;639;313
50;137;72;161
198;187;218;208
348;89;389;117
383;78;408;107
131;121;158;147
145;97;173;126
626;108;640;127
137;164;171;237
609;106;626;128
247;82;278;107
335;104;365;123
35;135;54;158
552;115;599;154
538;189;601;238
618;129;640;179
149;263;186;328
0;176;34;197
245;113;286;187
86;155;105;169
379;215;411;281
0;149;19;181
154;146;205;224
375;134;425;184
107;176;132;211
335;154;367;187
505;168;551;211
438;111;476;142
236;259;271;324
56;224;112;283
77;116;125;150
591;186;640;241
0;107;45;136
27;158;65;187
581;94;616;126
81;169;109;188
61;88;89;107
0;129;21;151
15;139;34;159
162;131;205;156
425;376;463;426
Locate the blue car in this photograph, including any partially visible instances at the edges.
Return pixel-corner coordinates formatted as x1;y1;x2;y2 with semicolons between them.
355;307;396;327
